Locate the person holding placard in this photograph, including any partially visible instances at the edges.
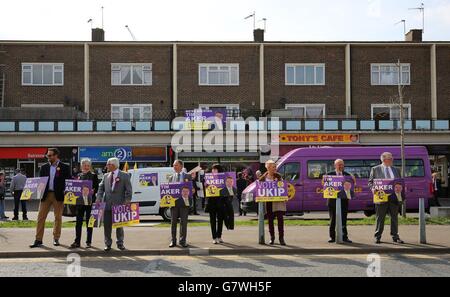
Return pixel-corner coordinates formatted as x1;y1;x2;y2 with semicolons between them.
325;159;356;243
260;160;287;246
205;164;227;244
168;160;192;248
70;158;99;249
96;157;132;252
368;152;404;244
30;148;71;248
10;168;28;221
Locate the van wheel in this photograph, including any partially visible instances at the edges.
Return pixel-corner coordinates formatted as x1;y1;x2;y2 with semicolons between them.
160;208;171;222
364;210;375;217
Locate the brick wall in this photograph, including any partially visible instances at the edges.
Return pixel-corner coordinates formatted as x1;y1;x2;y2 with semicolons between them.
436;45;450;119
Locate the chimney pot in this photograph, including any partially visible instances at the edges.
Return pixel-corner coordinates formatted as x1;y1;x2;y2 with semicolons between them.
91;28;105;42
253;29;264;43
405;29;422;42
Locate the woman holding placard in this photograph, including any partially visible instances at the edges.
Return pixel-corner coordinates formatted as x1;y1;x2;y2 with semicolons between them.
260;160;287;246
205;164;227;244
70;158;99;249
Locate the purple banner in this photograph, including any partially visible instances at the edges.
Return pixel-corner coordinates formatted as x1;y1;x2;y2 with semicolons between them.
159;182;193;208
255;180;289;202
112;203;140;228
204;172;236;197
20;177;49;201
64;179;93;205
372;178;405;203
184;109;227;130
88;202;106;228
138;173;158;187
322;175;354;199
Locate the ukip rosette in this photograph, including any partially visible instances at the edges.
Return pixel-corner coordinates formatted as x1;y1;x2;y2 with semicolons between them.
322;175;354;199
159;182;193;208
64;179;93;205
112;203;140;228
20;177;49;201
204;172;236;198
88;202;106;228
255;180;289;202
372;178;405;203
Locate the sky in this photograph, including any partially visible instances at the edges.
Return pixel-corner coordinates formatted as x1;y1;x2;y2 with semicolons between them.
1;0;450;42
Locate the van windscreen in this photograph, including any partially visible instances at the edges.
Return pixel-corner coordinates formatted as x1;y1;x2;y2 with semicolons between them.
307;159;425;179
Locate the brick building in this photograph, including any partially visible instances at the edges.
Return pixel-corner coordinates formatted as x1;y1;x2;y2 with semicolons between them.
0;28;449;196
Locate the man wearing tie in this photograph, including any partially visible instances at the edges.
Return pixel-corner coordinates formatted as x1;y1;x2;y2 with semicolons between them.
96;157;132;251
368;152;404;244
168;160;192;248
325;159;356;243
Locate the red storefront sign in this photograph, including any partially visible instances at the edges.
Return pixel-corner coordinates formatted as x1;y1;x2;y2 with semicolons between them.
0;148;47;159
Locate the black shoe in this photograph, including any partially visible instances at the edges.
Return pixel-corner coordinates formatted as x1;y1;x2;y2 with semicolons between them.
29;240;43;248
375;238;382;244
86;243;92;248
22;216;29;221
12;217;19;221
393;238;404;244
193;212;200;215
117;244;126;251
180;242;188;248
328;238;336;243
343;238;353;243
269;237;275;245
279;238;286;246
169;241;176;248
53;239;60;246
104;246;111;252
70;242;80;249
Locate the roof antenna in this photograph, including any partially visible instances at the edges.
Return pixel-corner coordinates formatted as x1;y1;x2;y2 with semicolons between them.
258;18;267;32
408;3;425;33
244;11;256;30
394;19;406;35
101;6;104;29
87;18;93;29
125;25;137;41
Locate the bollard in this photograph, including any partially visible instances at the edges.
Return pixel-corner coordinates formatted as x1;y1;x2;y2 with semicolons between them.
335;198;343;244
419;198;427;244
258;201;265;244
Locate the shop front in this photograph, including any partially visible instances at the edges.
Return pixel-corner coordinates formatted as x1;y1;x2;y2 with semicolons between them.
78;146;169;178
0;147;76;194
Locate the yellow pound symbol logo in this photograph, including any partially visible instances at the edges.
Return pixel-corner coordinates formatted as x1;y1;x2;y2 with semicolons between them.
20;189;33;200
207;185;219;196
64;192;78;205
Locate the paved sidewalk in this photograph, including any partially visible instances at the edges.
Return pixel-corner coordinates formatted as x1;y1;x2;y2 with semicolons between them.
1;224;449;258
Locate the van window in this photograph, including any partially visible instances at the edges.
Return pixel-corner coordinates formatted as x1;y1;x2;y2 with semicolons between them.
307;159;425;179
278;163;300;182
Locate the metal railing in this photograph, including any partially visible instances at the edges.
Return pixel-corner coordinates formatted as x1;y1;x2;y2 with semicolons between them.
0;118;448;133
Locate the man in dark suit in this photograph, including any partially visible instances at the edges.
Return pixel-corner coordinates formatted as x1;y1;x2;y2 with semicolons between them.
368;152;404;244
168;160;192;248
325;159;356;243
30;148;71;248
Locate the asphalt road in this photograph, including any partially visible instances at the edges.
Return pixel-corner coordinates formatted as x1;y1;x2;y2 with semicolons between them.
1;254;449;277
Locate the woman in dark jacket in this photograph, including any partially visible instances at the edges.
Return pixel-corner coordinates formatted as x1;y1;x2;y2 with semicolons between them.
70;158;99;248
205;164;228;244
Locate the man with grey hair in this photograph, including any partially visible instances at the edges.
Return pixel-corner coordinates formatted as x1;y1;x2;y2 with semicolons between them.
97;157;132;251
368;151;403;244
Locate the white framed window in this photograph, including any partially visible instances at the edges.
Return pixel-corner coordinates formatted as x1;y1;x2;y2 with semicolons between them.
285;104;326;118
285;64;325;86
371;63;410;86
199;64;239;86
198;104;240;118
22;63;64;86
111;63;152;86
371;104;411;120
111;104;152;121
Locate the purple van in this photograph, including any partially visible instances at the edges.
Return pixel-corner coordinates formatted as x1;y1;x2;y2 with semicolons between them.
241;146;433;216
